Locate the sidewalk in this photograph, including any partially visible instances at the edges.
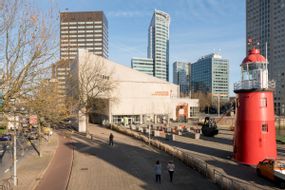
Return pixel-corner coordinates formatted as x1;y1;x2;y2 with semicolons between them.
67;124;218;190
0;134;58;190
123;126;280;190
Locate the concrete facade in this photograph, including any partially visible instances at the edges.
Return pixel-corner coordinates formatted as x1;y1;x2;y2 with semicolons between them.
70;49;199;126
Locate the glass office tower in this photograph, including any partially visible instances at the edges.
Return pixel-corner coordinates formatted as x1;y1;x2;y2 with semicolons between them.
148;10;170;81
191;53;229;102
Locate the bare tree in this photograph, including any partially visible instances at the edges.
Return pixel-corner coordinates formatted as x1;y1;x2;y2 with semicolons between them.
69;54;115;107
67;51;116;131
0;0;57;110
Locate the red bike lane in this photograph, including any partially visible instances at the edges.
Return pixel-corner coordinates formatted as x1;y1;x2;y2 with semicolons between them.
35;134;73;190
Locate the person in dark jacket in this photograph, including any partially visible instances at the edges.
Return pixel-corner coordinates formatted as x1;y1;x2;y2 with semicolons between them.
155;160;162;183
109;133;114;146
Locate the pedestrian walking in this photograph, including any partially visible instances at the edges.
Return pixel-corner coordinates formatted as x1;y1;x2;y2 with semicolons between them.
154;160;162;183
109;133;114;146
167;160;175;182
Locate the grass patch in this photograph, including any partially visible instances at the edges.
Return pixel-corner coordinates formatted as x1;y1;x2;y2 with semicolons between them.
0;128;6;135
277;135;285;144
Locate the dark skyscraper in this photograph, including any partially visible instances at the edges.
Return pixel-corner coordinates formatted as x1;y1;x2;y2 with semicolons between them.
55;11;108;97
60;11;108;60
246;0;285;115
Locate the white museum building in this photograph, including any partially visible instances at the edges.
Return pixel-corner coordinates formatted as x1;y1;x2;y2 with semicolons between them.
69;49;199;132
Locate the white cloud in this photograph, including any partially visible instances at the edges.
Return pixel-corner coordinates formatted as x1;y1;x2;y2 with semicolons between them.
107;11;149;18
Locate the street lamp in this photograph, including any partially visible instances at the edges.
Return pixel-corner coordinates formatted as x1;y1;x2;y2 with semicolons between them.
10;98;17;186
213;93;227;117
217;95;220;117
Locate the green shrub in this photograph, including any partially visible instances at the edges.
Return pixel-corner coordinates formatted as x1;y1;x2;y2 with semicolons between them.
0;128;6;135
276;135;285;144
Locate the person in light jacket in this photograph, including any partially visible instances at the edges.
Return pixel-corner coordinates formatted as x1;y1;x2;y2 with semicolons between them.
167;160;175;182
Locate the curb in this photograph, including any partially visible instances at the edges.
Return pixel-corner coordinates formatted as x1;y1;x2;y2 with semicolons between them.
65;138;75;190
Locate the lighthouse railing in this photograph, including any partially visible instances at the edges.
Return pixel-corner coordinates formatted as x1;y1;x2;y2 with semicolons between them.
234;80;275;90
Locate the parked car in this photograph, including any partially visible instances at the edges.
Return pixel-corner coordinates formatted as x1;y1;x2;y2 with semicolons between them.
257;159;285;188
27;132;38;140
0;134;12;141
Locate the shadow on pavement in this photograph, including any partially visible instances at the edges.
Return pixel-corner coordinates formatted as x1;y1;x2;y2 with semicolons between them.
206;159;278;189
199;136;233;145
155;136;232;159
181;131;233;145
65;131;219;190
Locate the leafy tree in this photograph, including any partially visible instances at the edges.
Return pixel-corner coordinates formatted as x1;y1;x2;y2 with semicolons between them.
191;91;212;113
24;79;76;125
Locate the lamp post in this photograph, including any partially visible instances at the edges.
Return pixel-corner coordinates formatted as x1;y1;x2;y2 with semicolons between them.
214;93;227;118
10;98;17;186
217;94;220;117
146;115;151;147
148;123;150;146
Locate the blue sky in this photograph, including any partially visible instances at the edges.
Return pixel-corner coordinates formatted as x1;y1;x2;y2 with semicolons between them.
39;0;246;96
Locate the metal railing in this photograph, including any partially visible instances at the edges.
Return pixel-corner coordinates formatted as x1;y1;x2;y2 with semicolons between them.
234;80;275;91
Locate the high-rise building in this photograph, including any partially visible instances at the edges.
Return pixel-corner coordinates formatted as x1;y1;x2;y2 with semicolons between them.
246;0;285;115
191;53;229;102
173;61;191;96
52;59;70;97
55;11;108;97
60;11;108;60
131;57;154;76
147;10;170;81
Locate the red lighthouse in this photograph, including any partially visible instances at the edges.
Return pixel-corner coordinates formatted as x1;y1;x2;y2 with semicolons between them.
233;48;277;165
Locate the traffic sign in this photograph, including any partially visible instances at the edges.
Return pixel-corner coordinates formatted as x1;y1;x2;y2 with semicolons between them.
29;115;38;125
